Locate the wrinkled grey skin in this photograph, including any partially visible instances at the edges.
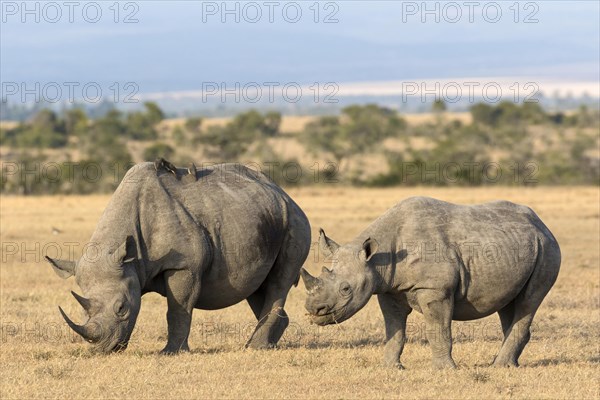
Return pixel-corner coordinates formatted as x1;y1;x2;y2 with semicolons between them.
46;162;311;353
301;196;560;369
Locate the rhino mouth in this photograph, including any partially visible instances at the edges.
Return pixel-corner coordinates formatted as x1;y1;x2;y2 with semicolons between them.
93;335;129;353
89;323;133;353
308;306;349;326
108;341;129;353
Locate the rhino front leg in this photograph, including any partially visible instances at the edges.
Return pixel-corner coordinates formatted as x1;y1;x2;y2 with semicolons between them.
162;269;200;354
417;289;457;369
378;294;412;369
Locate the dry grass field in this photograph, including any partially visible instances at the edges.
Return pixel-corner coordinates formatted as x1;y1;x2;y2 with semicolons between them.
1;186;598;399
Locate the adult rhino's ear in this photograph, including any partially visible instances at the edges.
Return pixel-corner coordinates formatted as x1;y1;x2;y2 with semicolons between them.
45;256;76;279
111;236;137;266
359;237;379;262
318;228;340;258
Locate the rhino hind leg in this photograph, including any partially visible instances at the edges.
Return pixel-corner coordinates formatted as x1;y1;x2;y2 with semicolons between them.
492;303;535;367
247;284;293;348
246;289;265;320
497;301;516;339
245;215;310;349
492;247;560;367
492;291;547;367
244;259;294;349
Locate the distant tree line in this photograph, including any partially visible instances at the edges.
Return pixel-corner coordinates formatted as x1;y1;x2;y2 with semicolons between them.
0;100;598;194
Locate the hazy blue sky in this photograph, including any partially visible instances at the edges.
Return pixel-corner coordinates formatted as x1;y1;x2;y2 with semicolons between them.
1;1;599;94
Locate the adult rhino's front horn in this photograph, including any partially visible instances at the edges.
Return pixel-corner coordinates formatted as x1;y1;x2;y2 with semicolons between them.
58;292;103;343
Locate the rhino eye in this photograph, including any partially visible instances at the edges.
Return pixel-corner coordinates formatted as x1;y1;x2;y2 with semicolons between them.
113;300;129;318
339;282;352;297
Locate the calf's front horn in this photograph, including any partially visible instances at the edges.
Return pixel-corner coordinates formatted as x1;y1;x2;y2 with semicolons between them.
58;306;102;343
300;268;321;291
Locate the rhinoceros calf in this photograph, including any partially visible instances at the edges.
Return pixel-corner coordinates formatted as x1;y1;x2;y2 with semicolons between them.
46;160;311;353
301;196;560;369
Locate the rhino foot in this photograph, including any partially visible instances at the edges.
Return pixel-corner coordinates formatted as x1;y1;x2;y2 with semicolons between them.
160;343;190;355
432;358;457;370
491;359;519;368
382;360;405;370
245;340;277;350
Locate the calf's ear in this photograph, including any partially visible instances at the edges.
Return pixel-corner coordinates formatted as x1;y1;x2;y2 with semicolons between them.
359;237;379;262
45;256;76;279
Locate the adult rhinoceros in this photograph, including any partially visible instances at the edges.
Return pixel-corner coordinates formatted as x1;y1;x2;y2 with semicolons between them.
301;196;560;369
46;160;311;353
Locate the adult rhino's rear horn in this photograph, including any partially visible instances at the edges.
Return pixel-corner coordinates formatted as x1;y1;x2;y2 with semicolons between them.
300;268;321;292
58;306;102;343
70;291;92;313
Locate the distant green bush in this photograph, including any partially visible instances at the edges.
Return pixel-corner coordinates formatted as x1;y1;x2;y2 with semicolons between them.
368;102;598;187
197;110;282;159
302;104;406;166
1;101;598;194
144;143;175;161
1;110;68;148
124;102;164;140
